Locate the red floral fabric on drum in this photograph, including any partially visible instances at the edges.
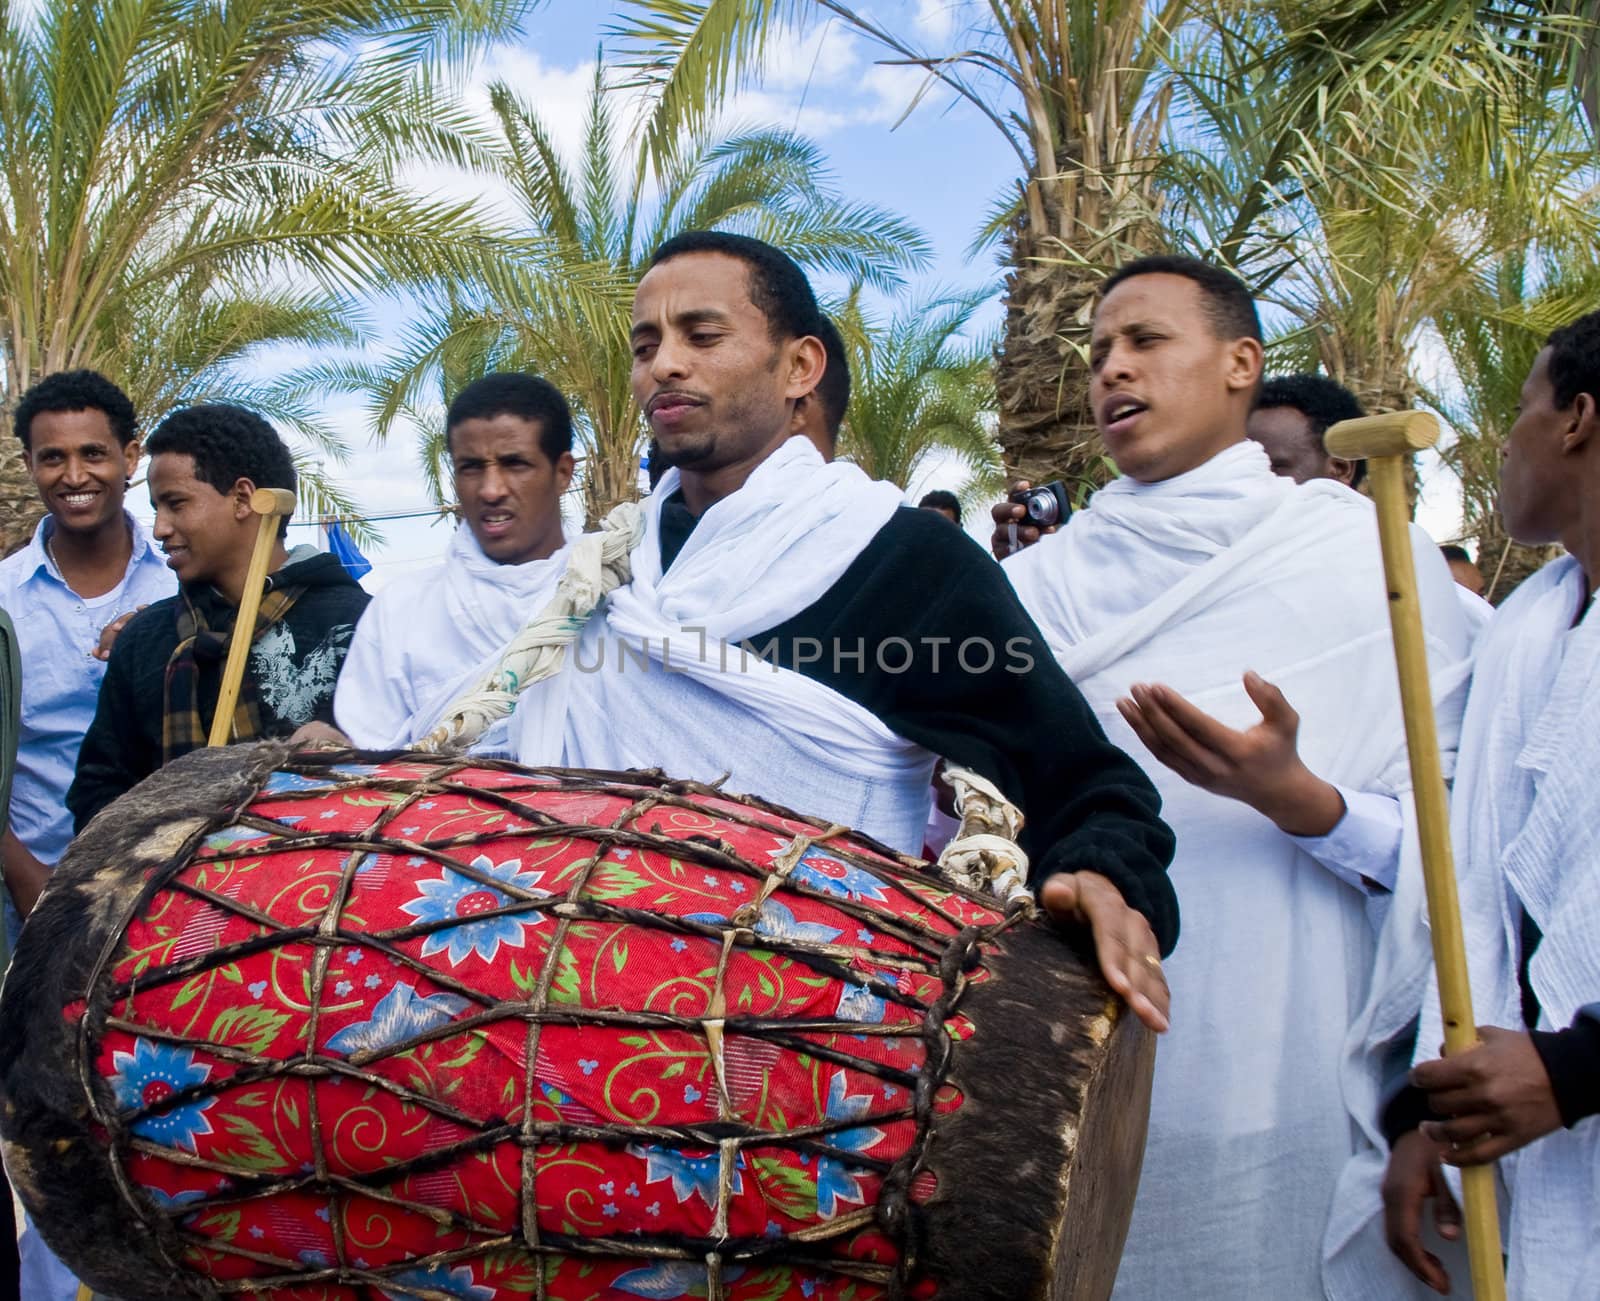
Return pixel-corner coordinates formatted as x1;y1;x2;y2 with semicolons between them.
86;759;1009;1300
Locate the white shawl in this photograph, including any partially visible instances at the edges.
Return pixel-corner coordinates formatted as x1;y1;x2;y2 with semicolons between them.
1006;441;1474;1300
335;527;569;749
512;437;939;852
1416;557;1600;1301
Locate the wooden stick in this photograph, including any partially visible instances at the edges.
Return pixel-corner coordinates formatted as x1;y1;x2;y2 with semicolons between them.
1325;413;1506;1301
207;488;296;748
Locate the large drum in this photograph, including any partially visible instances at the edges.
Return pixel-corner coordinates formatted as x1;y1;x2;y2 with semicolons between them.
1;745;1153;1300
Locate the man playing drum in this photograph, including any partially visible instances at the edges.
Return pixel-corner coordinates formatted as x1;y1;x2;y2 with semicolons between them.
509;230;1179;1028
999;255;1476;1297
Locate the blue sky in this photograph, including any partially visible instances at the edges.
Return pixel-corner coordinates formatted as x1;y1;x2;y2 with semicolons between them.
263;0;1025;580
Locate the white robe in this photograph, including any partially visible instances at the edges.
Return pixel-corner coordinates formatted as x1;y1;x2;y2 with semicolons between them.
511;437;938;853
335;528;570;749
1005;441;1474;1300
1416;557;1599;1301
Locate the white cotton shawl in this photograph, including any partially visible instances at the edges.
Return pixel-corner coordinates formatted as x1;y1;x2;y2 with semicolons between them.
1005;441;1475;1301
1413;557;1599;1301
335;527;570;749
511;436;938;853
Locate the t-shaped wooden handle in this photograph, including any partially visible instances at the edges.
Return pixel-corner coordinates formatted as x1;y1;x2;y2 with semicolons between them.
1323;409;1438;459
1325;407;1506;1301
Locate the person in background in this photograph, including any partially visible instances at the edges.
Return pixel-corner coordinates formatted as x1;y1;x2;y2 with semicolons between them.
1438;542;1494;636
917;489;962;525
335;373;575;750
1439;542;1486;596
67;404;369;828
1248;372;1367;487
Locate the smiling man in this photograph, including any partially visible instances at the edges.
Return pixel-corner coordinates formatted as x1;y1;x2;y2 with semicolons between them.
506;230;1180;1033
335;372;576;749
0;372;175;921
0;369;175;1301
1001;255;1475;1299
66;403;369;828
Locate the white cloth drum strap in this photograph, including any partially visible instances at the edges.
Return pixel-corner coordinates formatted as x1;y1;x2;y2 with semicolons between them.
935;765;1032;912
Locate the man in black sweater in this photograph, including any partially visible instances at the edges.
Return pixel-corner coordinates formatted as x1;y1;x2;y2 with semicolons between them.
67;404;369;829
617;231;1177;1031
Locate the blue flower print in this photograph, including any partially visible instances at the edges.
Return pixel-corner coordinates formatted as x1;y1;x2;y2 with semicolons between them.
753;899;842;946
400;854;551;965
381;1264;493;1300
786;847;889;904
835;980;887;1025
635;1145;744;1208
816;1071;885;1218
261;770;333;794
109;1039;217;1152
611;1261;746;1298
325;983;470;1057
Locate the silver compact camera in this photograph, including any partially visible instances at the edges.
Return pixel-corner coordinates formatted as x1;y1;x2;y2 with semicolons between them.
1011;480;1072;528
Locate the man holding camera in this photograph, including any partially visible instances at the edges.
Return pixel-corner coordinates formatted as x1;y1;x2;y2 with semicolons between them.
998;255;1475;1298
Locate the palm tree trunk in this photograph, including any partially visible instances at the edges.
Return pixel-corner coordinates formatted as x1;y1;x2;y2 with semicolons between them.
994;221;1104;494
0;406;43;558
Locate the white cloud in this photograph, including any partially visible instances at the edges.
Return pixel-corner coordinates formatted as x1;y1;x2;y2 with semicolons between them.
912;0;959;44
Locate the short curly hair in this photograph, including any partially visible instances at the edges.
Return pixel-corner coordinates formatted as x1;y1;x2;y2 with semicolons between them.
1101;255;1262;344
1545;309;1600;412
1256;373;1368;487
13;369;138;451
146;404;297;537
648;230;825;344
446;372;573;461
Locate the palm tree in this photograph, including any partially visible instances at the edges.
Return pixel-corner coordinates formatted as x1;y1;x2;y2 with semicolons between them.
612;0;1185;492
829;286;1000;493
612;1;1595;498
327;63;929;525
0;0;535;555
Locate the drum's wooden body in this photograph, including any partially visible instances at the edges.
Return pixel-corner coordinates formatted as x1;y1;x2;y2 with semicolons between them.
0;745;1153;1300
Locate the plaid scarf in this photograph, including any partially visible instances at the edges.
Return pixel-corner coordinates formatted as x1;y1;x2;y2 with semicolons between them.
162;583;305;762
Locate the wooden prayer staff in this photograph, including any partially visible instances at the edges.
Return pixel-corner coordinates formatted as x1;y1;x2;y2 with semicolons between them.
1324;411;1507;1301
207;487;297;748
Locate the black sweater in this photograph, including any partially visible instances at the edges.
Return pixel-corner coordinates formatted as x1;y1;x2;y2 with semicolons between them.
660;498;1180;954
68;550;370;830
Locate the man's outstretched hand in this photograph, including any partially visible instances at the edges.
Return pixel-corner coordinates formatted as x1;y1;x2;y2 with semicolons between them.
1115;671;1345;837
1040;870;1170;1033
